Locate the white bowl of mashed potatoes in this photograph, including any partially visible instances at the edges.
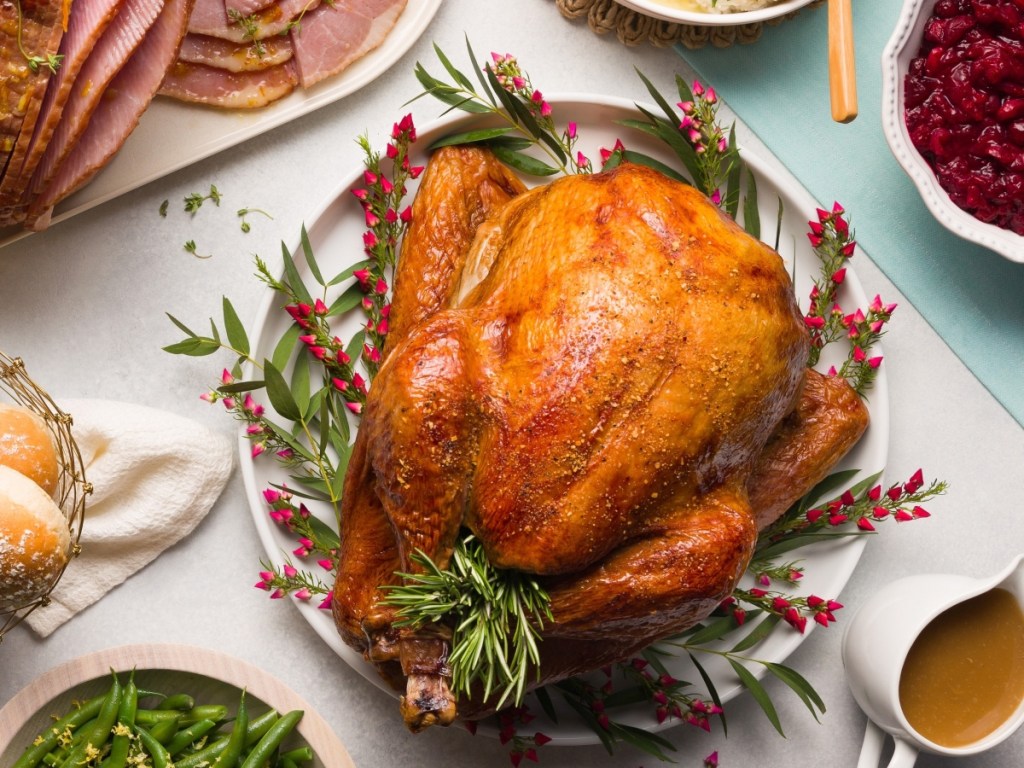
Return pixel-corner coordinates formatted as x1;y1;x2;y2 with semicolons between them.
617;0;817;26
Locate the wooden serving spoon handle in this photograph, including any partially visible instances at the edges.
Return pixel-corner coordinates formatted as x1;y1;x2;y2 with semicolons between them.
828;0;858;123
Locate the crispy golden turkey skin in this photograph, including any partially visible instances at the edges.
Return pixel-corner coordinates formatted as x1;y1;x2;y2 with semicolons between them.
332;147;866;731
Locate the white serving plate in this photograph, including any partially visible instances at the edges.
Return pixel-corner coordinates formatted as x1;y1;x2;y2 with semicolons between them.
616;0;816;26
882;0;1024;263
0;643;354;767
0;0;441;248
239;94;889;744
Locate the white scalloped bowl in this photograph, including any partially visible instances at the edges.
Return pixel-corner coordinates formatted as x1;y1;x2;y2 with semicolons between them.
615;0;816;26
881;0;1024;263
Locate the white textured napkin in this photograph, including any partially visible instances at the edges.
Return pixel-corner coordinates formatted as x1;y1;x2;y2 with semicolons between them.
25;399;234;637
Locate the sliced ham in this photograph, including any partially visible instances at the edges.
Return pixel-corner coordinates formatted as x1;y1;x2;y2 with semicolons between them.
188;0;321;42
28;0;166;198
26;0;196;226
0;0;123;212
224;0;278;20
0;0;65;186
159;59;298;108
177;32;293;72
290;0;406;89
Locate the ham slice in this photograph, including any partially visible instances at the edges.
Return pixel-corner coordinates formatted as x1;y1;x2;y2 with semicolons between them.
290;0;406;89
224;0;278;20
28;0;166;198
26;0;196;225
159;59;298;108
188;0;321;42
177;32;293;72
0;0;65;187
0;0;123;212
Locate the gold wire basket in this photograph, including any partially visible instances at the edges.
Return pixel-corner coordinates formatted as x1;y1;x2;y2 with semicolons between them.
0;352;90;640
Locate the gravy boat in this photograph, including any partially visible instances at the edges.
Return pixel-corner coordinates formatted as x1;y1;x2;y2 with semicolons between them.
842;553;1024;767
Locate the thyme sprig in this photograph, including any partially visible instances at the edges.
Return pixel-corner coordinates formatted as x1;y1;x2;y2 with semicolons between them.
15;0;63;73
382;534;553;710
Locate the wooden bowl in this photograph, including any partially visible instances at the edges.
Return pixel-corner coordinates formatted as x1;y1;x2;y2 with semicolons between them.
0;644;355;768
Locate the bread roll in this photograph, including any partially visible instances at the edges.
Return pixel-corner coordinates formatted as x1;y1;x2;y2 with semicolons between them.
0;465;70;611
0;403;60;497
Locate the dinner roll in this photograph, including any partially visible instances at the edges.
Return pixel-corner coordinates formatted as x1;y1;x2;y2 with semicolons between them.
0;465;70;611
0;403;59;497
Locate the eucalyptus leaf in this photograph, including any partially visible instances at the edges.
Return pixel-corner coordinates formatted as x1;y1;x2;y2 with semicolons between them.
328;258;372;287
272;323;303;373
300;225;326;287
263;359;302;422
465;36;496;103
490;145;559;177
685;614;739;646
222;297;249;356
688;652;727;736
764;662;826;721
429;127;517;148
434;42;477;94
162;338;220;357
328;282;365;317
636;67;681;127
281;241;313;305
290;356;312;421
729;659;784;736
165;313;198;339
217;380;266;394
743;166;761;240
728;612;778;654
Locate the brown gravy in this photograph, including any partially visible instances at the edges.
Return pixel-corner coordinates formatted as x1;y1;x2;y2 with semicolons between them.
899;588;1024;748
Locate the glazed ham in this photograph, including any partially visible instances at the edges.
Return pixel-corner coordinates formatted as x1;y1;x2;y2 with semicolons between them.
291;0;407;89
159;0;408;107
0;0;122;213
160;60;299;108
26;0;195;227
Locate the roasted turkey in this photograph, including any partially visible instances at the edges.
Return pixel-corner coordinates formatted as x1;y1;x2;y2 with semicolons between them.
332;146;868;731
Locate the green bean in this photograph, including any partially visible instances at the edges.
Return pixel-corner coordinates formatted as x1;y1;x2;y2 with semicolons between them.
279;746;313;764
164;719;218;757
280;758;300;768
244;709;281;747
58;673;122;768
181;704;229;726
146;714;181;744
239;710;303;768
134;709;184;726
11;696;105;768
211;691;248;768
134;725;173;768
173;709;279;768
156;693;195;711
99;677;138;768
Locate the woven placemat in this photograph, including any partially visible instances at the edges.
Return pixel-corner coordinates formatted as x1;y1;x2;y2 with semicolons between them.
554;0;824;48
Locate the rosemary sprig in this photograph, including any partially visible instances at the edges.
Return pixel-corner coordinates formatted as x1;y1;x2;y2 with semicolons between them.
382;534;553;710
15;0;63;73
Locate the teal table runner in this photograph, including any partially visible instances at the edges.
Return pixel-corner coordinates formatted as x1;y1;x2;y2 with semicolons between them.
677;0;1024;426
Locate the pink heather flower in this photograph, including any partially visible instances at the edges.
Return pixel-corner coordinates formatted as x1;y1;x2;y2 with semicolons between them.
293;544;309;557
346;401;363;415
808;232;824;248
705;86;717;103
895;510;914;522
199;392;214;403
734;608;747;625
363;231;379;251
692;81;705;96
400;206;413;223
364;344;382;364
566;121;577;139
872;506;889;519
222;397;236;410
705;752;720;768
833;267;847;284
309;346;327;360
576;151;589;168
381;177;394;195
331;377;348;392
364;208;380;227
804;315;826;330
259;570;274;584
318;592;333;610
912;505;931;519
352;372;367;392
806;508;824;523
680;114;696;130
246;424;263;436
868;485;882;501
221;369;234;385
409;164;424;179
276;448;293;460
842;241;857;257
263;488;282;504
841;489;857;506
540;101;552;117
858;518;876;531
294;588;312;601
678;100;694;114
710;189;722;206
717;137;727;153
314;298;328;315
298;334;316;346
351;188;368;201
270;588;286;599
363;170;378;185
374;277;388;294
868;356;883;369
317;558;333;571
905;469;925;493
385;143;398;160
283;563;298;578
385;208;398;224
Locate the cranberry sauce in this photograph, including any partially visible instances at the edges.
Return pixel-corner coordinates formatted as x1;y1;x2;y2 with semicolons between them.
904;0;1024;237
